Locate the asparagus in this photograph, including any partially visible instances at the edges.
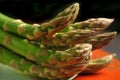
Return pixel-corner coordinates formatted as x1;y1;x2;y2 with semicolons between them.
40;18;114;49
85;32;117;50
55;3;79;24
81;54;116;74
0;46;83;79
68;18;114;31
0;29;92;68
58;18;114;37
41;29;96;49
0;3;79;40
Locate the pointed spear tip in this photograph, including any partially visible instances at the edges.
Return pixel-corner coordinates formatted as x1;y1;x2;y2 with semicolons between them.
74;3;79;7
98;18;114;24
108;31;117;38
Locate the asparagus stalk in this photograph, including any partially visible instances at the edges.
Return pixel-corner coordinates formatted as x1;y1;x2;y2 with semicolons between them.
40;18;114;49
0;3;79;40
0;46;83;79
81;54;116;74
0;29;92;68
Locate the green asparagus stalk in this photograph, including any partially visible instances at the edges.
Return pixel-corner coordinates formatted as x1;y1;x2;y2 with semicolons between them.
0;46;83;79
40;18;114;49
81;54;116;74
85;32;117;50
0;3;79;40
0;29;92;68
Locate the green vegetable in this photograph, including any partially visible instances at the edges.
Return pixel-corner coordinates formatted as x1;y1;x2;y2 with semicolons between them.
40;18;114;49
0;3;79;40
82;54;116;74
0;29;92;68
0;45;90;79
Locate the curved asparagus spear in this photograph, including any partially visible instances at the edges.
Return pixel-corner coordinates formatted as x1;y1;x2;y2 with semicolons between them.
55;3;79;24
40;3;79;38
0;29;92;68
0;3;79;40
40;18;114;49
42;2;79;26
0;46;85;79
85;32;117;50
81;54;116;74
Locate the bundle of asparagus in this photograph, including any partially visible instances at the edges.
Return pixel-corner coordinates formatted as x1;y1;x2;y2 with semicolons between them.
0;3;117;80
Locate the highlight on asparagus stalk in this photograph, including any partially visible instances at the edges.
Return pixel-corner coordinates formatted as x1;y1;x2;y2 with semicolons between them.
0;29;92;68
0;3;79;40
81;54;116;74
0;46;85;79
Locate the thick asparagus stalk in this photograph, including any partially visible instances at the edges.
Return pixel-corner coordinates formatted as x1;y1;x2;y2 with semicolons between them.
0;3;79;40
0;29;92;68
0;46;83;79
81;54;116;74
40;18;114;49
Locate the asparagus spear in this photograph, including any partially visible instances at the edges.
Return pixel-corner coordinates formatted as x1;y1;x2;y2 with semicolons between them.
0;3;79;40
55;3;79;24
40;18;114;49
0;29;92;68
41;29;96;49
40;3;79;38
0;46;83;79
85;32;117;50
81;54;116;74
68;18;114;31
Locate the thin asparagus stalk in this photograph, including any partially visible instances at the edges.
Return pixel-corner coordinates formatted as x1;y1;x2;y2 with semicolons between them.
60;18;114;32
0;46;84;79
85;32;117;50
0;3;79;40
0;29;92;68
40;18;114;49
81;54;116;74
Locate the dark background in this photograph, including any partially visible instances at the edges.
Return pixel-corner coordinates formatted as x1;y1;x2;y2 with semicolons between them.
0;0;120;59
